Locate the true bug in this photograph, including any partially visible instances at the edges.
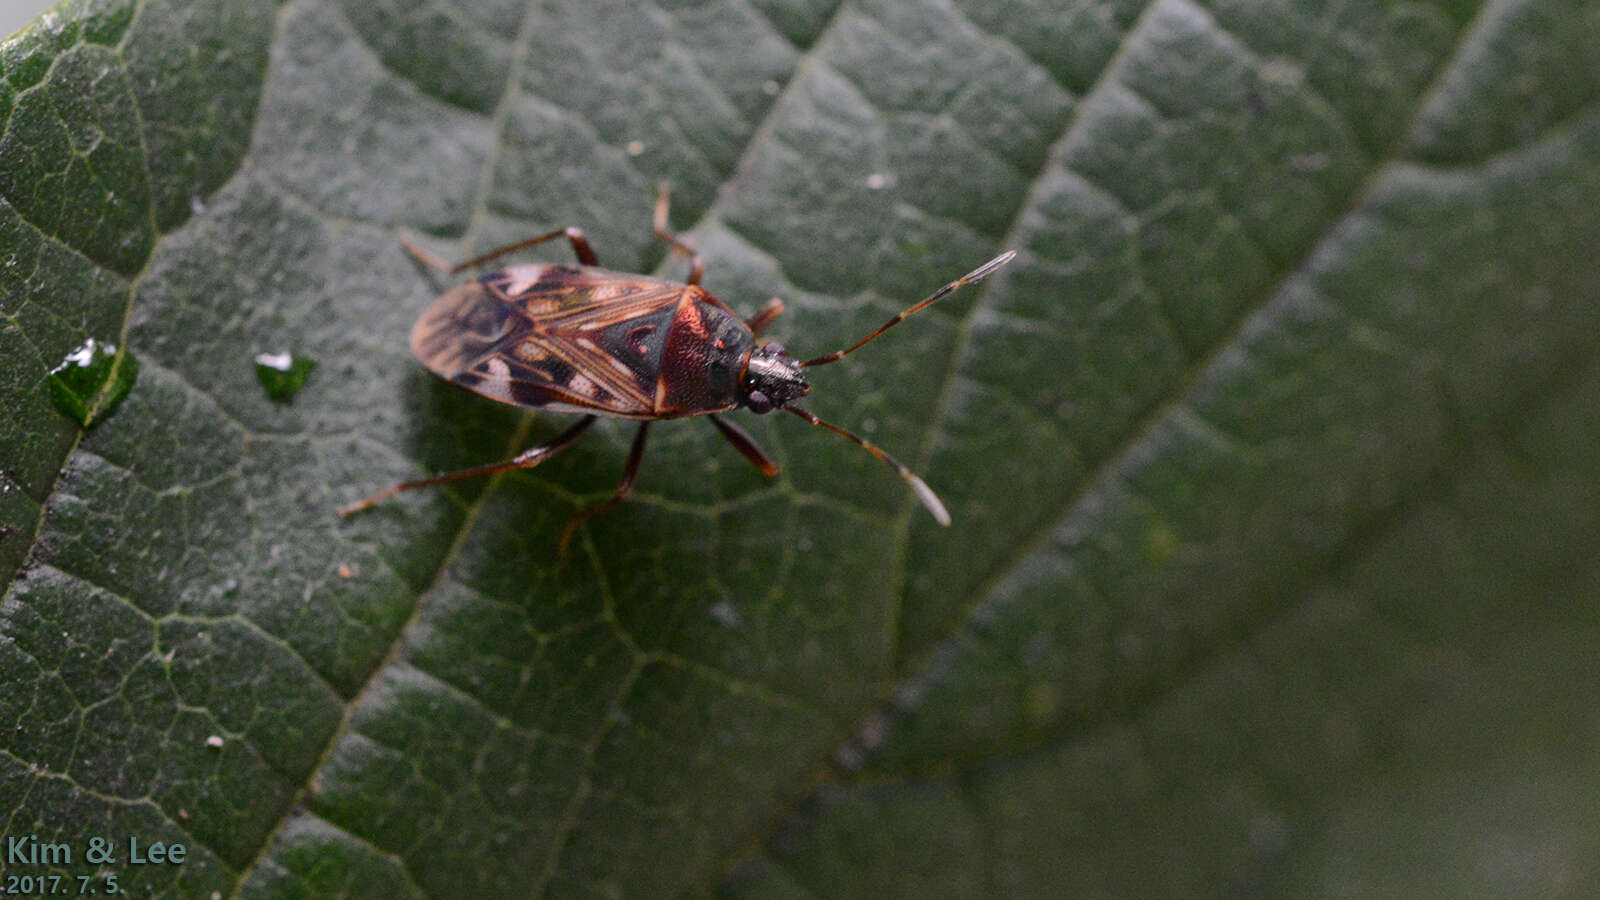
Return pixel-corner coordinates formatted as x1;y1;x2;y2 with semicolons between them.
341;184;1014;554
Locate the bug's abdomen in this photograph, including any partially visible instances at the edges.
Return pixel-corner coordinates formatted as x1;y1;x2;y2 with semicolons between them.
655;289;755;417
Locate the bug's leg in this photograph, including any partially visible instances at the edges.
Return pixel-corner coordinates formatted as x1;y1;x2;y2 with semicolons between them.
401;227;599;274
744;298;785;338
399;239;454;272
340;416;597;516
708;414;777;477
652;183;705;286
557;421;651;558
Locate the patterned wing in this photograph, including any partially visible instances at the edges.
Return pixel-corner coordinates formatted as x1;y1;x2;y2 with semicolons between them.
410;265;685;419
482;264;684;326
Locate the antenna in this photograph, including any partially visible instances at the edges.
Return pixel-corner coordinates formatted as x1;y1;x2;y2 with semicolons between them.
801;250;1016;368
784;406;951;526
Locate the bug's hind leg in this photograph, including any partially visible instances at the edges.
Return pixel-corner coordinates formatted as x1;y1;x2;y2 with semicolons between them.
340;416;597;516
709;414;777;477
652;183;705;285
557;421;652;558
401;227;600;275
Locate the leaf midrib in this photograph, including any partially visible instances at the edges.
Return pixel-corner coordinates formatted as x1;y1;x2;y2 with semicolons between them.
883;0;1494;707
699;0;1509;884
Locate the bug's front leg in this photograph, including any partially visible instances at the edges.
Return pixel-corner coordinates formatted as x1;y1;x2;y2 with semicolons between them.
708;414;777;476
745;298;785;338
556;421;652;558
401;227;600;274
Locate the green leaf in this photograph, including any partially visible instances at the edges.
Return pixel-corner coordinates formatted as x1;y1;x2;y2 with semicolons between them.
2;0;1598;896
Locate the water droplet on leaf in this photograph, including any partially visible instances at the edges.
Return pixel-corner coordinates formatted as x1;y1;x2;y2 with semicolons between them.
709;602;743;629
44;337;138;427
254;351;316;402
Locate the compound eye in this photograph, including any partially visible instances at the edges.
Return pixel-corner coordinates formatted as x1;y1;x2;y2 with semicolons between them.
762;341;788;356
747;390;773;414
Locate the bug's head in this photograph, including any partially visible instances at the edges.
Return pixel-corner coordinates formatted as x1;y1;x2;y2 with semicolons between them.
741;341;809;414
730;251;1015;527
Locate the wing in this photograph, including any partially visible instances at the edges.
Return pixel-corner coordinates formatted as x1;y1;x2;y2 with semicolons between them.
482;264;685;327
410;264;685;419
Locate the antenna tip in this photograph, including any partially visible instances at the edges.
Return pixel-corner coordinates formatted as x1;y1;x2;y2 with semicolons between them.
908;474;952;526
963;250;1017;285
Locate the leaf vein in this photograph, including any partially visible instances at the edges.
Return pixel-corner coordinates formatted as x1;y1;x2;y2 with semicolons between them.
840;0;1505;782
895;0;1494;669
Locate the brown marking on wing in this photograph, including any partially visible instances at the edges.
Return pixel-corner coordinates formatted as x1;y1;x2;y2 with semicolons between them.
412;281;522;379
626;324;655;354
482;332;654;415
513;339;549;362
461;345;655;418
543;282;687;329
414;267;701;418
654;369;670;411
483;265;687;328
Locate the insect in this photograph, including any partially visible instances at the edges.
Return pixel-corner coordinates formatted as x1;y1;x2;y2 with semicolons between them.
341;184;1015;555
